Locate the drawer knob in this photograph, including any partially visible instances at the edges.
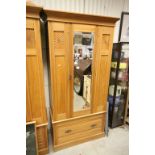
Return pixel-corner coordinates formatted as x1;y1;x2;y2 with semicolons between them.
65;129;72;133
91;124;97;128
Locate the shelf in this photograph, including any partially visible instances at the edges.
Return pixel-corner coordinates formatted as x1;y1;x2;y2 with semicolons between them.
111;67;128;70
117;79;128;82
120;58;129;62
112;58;119;61
108;43;129;128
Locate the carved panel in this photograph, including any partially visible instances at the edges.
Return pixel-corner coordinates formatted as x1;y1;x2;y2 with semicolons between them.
26;28;35;49
102;34;110;50
54;31;65;49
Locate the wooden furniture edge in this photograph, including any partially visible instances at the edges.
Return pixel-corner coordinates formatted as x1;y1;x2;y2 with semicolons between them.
26;2;42;18
44;9;119;22
53;132;104;151
52;111;106;124
36;123;48;128
26;121;36;125
44;9;119;26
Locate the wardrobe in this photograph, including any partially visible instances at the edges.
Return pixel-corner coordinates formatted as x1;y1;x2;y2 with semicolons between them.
44;9;119;150
26;3;48;155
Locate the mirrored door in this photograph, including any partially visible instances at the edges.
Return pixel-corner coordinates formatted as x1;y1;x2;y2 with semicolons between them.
73;31;94;115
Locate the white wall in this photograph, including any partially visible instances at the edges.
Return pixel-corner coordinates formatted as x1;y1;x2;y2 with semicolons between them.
31;0;129;128
32;0;129;43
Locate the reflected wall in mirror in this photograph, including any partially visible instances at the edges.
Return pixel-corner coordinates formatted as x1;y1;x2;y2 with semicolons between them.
73;32;94;113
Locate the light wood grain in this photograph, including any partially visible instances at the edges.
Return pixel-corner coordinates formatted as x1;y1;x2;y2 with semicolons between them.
26;4;49;154
92;26;114;113
26;1;42;19
46;10;118;150
52;113;105;148
48;22;71;121
51;110;106;124
26;76;32;122
44;9;119;27
54;133;104;151
26;18;47;124
57;117;103;138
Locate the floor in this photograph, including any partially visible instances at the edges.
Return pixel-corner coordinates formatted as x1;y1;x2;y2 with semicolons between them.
73;91;89;111
47;125;129;155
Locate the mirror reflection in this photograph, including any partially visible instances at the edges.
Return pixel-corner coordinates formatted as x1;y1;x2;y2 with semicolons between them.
73;32;94;112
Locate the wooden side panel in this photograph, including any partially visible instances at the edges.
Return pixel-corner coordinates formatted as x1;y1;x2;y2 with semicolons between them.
98;56;109;111
26;57;42;121
26;18;47;124
48;22;71;121
92;26;114;112
36;126;49;155
26;75;32;122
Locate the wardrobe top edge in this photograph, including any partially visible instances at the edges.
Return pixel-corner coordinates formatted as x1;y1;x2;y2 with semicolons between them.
43;9;119;24
26;3;42;17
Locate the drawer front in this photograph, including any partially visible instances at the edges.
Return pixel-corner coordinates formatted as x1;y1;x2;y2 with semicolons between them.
57;118;102;137
54;114;105;145
57;127;101;144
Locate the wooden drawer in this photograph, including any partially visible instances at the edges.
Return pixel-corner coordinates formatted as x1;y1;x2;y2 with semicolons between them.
57;126;102;144
53;114;105;146
57;117;102;137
